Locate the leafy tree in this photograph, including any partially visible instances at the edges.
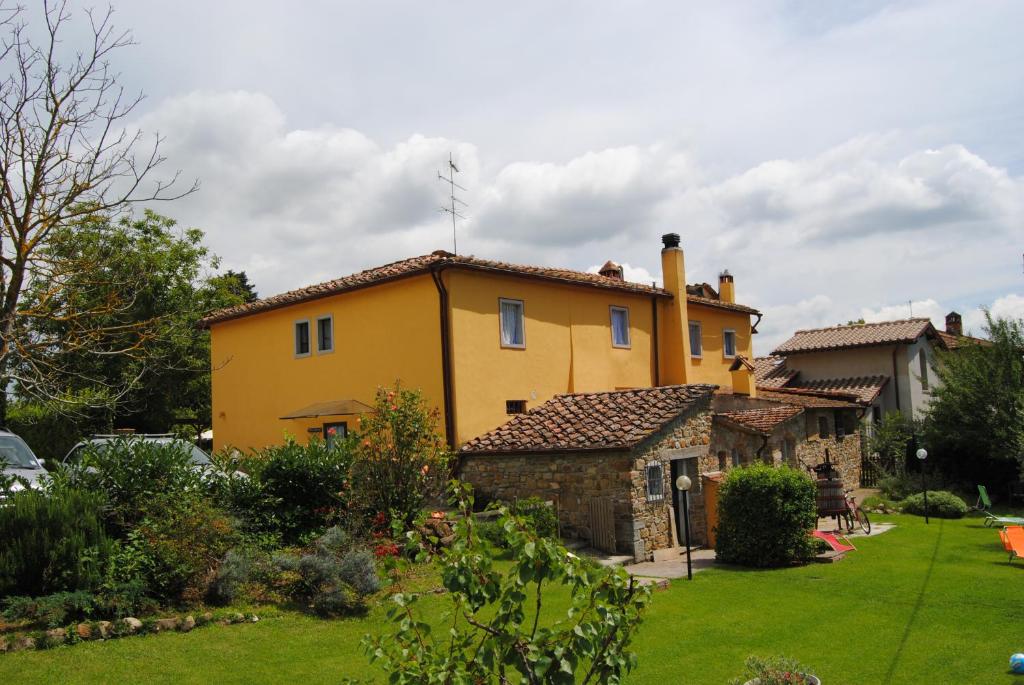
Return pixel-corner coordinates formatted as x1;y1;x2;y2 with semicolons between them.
0;1;194;421
923;313;1024;484
364;483;650;684
208;270;258;304
19;210;244;431
867;412;919;473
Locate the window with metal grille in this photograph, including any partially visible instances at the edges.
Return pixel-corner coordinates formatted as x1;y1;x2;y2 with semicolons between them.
505;400;526;415
646;462;664;502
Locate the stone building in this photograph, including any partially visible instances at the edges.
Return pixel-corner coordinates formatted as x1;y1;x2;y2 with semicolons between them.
459;383;865;562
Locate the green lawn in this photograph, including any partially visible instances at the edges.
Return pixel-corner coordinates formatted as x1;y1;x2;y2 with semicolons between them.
2;512;1021;684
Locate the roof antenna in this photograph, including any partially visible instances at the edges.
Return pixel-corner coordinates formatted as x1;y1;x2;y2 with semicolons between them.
908;300;913;317
438;153;468;254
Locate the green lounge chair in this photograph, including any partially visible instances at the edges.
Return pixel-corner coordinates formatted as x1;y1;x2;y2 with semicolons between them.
977;485;1024;527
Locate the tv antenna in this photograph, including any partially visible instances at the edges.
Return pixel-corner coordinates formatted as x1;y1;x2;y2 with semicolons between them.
438;153;468;253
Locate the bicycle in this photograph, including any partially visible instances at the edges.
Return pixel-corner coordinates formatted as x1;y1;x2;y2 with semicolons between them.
842;491;871;535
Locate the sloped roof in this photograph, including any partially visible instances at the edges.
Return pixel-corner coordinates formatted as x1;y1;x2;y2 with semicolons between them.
200;251;761;327
753;356;797;388
790;376;889;404
757;388;862;409
460;384;717;455
773;318;934;355
716;404;804;434
934;330;991;350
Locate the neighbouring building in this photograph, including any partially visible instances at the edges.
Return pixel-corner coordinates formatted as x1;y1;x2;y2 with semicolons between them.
201;234;761;451
460;384;864;562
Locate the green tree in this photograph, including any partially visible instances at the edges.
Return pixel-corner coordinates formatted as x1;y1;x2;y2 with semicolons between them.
19;210;243;431
923;313;1024;484
208;270;258;304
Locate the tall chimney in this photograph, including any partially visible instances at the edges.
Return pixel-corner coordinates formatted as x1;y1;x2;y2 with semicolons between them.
718;270;735;304
945;311;963;337
659;233;691;384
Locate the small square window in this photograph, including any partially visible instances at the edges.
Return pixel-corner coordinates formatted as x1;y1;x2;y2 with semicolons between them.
499;298;525;348
610;306;630;348
323;422;347;449
294;320;311;357
317;316;334;353
723;329;737;358
689;321;702;358
506;400;527;415
646;462;665;502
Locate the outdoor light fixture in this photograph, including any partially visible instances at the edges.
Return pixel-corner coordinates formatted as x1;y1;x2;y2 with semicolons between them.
916;448;929;525
675;475;693;580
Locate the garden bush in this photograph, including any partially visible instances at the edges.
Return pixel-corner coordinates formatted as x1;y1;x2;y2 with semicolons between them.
273;526;379;617
715;464;818;568
901;490;969;519
478;497;559;550
0;489;114;597
5;401;107;461
213;436;353;544
351;383;450;528
72;439;205;533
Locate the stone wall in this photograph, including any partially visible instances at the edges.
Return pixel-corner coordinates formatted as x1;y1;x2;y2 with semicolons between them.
795;408;862;491
627;408;713;559
459;450;633;549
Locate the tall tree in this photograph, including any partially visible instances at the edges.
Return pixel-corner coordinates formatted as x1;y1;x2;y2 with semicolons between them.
924;313;1024;484
0;1;194;419
21;210;245;431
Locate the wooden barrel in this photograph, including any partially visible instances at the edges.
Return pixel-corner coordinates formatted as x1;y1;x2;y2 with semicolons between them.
816;478;845;516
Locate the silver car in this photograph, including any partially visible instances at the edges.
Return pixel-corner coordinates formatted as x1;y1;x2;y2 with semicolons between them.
0;429;48;494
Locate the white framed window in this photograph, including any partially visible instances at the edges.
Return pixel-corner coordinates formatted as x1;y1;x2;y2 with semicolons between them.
723;328;737;358
645;462;665;502
499;298;525;348
294;320;311;357
610;306;631;348
316;315;334;353
688;321;702;358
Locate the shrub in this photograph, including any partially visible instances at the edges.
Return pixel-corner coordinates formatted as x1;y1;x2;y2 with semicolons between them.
729;655;818;685
351;383;451;528
477;498;558;550
715;464;818;568
2;591;97;628
5;401;107;462
209;548;256;605
114;495;237;604
901;490;969;519
878;472;922;501
273;526;379;617
72;438;204;533
0;489;114;597
219;437;352;543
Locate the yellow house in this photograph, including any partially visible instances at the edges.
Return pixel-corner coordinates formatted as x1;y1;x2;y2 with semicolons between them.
201;233;761;451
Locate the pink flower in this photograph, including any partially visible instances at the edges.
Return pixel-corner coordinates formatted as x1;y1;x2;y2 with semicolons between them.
327;427;337;436
390;405;398;411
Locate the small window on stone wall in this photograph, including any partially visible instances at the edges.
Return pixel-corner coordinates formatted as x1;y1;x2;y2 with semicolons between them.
818;415;830;439
645;462;665;502
717;450;728;471
731;448;741;467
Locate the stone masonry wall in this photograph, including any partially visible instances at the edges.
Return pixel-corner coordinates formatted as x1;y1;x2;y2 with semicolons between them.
459;450;634;552
795;408;862;492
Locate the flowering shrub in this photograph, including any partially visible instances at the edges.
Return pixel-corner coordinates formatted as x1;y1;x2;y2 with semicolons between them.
351;383;451;528
730;655;818;685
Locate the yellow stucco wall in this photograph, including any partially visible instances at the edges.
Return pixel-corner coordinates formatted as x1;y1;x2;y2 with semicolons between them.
682;302;755;390
446;269;656;443
209;274;443;451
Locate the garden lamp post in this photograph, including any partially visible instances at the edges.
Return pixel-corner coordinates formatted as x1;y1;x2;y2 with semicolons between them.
675;475;693;580
916;448;929;525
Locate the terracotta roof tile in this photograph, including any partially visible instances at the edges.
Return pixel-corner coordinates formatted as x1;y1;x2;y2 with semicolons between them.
773;318;933;355
460;384;717;455
757;388;862;409
200;251;760;326
716;404;804;434
789;376;889;404
934;330;991;350
753;356;798;388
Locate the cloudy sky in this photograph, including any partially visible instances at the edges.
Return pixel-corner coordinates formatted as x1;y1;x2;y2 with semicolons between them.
64;1;1024;350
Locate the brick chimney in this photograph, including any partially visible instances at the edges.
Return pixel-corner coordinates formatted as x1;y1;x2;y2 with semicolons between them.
945;311;963;337
598;260;624;281
659;233;691;384
718;270;735;303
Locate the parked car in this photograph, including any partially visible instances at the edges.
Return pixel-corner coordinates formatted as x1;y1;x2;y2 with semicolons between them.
62;433;213;471
0;429;48;494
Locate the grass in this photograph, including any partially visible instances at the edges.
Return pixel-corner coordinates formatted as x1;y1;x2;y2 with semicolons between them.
1;512;1022;684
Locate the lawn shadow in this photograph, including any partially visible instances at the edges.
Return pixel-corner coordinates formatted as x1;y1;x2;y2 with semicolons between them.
882;518;944;685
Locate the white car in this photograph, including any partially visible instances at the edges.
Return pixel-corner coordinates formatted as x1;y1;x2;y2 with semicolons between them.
0;429;48;494
62;433;213;471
